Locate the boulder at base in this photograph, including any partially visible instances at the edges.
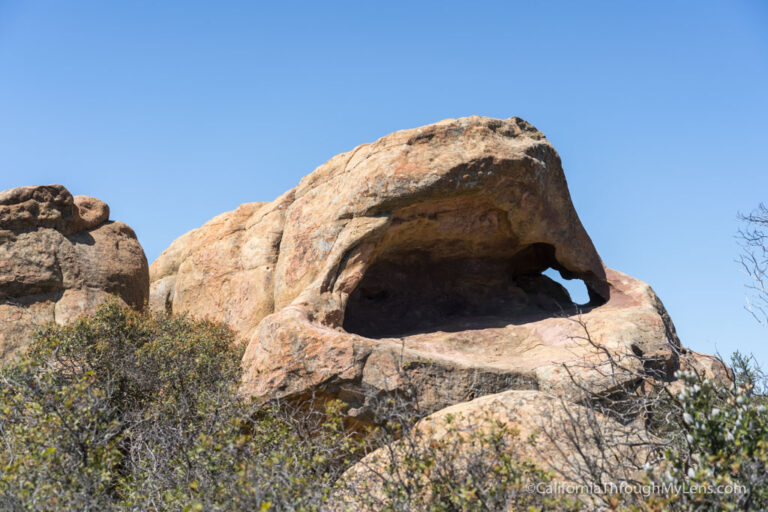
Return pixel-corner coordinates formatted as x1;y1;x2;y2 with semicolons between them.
336;389;649;511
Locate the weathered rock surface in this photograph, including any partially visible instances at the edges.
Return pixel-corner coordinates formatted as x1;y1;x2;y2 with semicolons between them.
677;349;732;382
0;185;149;360
149;200;280;338
150;116;681;418
337;389;649;510
243;266;679;418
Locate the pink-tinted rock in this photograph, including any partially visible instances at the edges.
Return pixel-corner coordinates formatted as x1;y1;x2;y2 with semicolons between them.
151;116;682;416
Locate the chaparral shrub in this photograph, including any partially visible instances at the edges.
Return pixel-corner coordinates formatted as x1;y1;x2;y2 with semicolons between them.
0;301;361;511
0;300;568;512
640;352;768;511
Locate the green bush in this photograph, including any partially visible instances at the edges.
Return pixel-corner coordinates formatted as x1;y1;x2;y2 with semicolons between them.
642;352;768;511
0;300;577;511
0;301;360;511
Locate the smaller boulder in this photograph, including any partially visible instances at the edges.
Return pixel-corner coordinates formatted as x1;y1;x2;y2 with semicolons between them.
0;184;149;361
339;389;649;511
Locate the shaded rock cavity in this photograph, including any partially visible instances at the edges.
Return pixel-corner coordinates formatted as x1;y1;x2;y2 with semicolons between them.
343;198;605;339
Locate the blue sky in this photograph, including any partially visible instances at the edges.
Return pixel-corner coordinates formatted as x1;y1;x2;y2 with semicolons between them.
1;1;767;364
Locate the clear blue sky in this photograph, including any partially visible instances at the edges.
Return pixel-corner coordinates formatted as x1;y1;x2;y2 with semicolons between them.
2;1;767;365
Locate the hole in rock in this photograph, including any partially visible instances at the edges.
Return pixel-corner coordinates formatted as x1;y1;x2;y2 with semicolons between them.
343;242;603;339
542;268;591;305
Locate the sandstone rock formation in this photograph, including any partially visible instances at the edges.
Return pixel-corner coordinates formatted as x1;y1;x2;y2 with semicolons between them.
150;116;682;419
338;389;649;510
0;185;149;361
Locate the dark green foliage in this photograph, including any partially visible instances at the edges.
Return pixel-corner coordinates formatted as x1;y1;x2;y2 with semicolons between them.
0;301;359;511
0;301;565;511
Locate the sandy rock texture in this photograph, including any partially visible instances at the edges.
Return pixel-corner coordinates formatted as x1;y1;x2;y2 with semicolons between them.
0;185;149;361
150;116;682;418
336;388;649;511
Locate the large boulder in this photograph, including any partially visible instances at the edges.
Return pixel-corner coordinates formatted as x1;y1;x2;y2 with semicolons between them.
149;200;279;338
0;185;149;361
337;389;649;511
150;116;681;417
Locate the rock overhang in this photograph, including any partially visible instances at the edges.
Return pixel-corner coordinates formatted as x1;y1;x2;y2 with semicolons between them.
149;116;682;419
273;117;611;335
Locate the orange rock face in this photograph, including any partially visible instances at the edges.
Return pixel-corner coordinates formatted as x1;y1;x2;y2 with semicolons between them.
150;116;682;417
0;185;149;360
